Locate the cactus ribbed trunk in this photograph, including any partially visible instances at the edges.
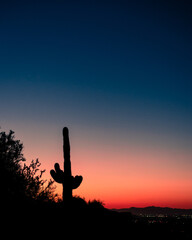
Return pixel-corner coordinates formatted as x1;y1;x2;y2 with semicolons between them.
63;127;72;205
50;127;83;207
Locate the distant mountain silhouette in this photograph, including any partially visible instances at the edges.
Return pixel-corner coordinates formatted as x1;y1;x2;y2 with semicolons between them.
114;206;192;217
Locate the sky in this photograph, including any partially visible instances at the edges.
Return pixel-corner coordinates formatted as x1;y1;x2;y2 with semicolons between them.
0;0;192;209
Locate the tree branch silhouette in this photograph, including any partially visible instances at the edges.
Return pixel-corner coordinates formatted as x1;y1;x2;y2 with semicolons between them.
0;130;56;203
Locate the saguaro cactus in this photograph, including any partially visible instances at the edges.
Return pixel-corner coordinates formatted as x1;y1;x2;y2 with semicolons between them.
50;127;83;205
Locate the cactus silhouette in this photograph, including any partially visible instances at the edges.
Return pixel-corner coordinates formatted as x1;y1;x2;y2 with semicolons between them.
50;127;83;205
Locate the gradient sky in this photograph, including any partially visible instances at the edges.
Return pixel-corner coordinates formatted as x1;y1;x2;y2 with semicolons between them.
1;0;192;208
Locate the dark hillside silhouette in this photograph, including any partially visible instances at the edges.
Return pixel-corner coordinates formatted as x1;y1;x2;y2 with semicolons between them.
1;128;192;239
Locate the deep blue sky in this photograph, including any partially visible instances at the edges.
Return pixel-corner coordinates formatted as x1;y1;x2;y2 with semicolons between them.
1;0;192;207
1;0;192;139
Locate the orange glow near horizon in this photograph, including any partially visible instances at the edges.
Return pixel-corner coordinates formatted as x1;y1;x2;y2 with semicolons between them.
23;130;192;210
1;0;192;212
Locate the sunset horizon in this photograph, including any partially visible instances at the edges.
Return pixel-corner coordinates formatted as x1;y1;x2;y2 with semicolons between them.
2;125;190;210
1;0;192;213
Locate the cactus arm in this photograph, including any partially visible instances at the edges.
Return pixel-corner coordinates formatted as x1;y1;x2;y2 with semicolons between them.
50;163;64;183
72;175;83;189
50;169;62;183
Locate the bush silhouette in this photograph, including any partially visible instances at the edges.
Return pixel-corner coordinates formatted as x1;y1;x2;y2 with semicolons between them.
0;129;56;204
